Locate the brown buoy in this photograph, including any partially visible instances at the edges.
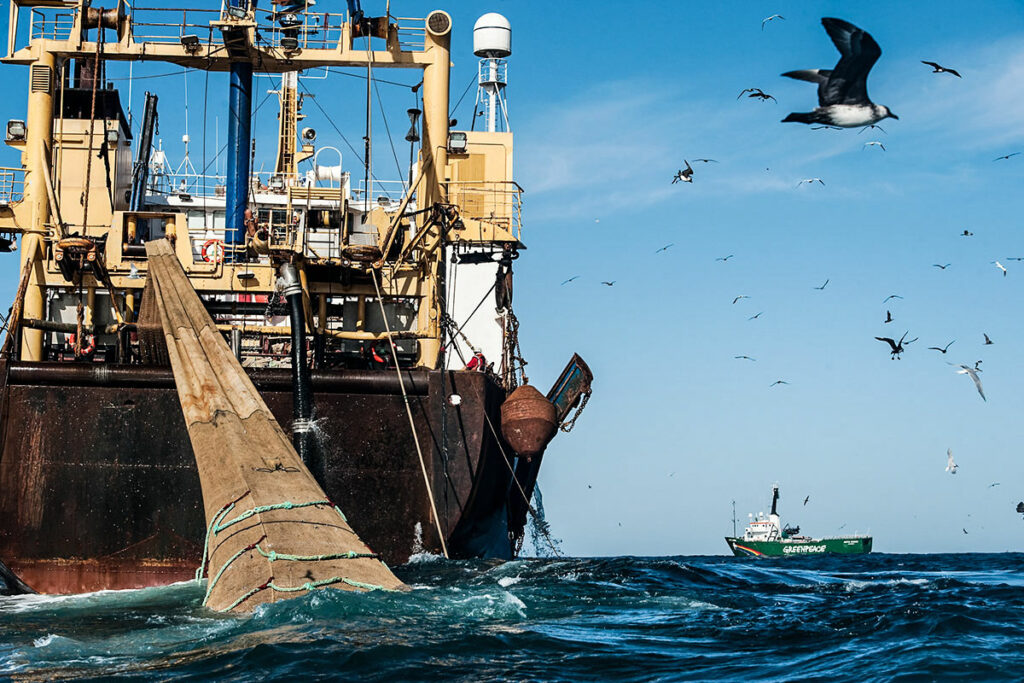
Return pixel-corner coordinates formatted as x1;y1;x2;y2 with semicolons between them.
500;384;557;460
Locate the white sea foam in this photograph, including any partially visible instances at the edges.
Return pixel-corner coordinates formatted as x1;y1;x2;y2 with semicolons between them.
32;634;57;647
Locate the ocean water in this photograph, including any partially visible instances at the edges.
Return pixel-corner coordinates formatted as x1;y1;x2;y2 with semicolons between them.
3;553;1024;681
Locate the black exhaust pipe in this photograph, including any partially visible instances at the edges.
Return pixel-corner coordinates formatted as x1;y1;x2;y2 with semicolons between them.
278;263;323;484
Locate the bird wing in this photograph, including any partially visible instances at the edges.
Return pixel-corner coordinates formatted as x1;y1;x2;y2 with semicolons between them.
781;69;834;107
966;368;986;400
820;17;882;105
921;60;941;69
946;68;962;78
875;336;898;351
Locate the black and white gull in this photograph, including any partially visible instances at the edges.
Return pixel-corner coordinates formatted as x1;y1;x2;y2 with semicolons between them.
782;18;897;128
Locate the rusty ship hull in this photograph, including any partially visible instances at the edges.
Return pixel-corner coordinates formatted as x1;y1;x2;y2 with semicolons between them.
0;361;526;594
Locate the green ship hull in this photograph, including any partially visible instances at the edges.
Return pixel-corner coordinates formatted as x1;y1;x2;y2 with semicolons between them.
725;536;872;557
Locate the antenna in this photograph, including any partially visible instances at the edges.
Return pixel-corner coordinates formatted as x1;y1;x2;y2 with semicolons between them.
731;500;737;537
472;13;511;133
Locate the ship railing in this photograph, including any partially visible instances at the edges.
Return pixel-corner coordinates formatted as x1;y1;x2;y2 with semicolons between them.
149;170;313;198
29;8;76;41
391;16;426;52
251;7;348;52
445;181;523;240
350;179;409;209
129;6;225;45
0;167;26;207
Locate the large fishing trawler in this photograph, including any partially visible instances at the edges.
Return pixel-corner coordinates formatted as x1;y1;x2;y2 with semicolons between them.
0;1;591;595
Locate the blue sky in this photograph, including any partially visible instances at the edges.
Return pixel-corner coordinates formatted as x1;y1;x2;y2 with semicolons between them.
3;1;1024;555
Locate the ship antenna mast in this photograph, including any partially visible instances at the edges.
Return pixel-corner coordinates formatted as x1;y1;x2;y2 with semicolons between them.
472;14;511;133
732;500;737;537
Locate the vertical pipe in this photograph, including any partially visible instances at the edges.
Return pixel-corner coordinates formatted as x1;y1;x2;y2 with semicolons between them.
279;263;322;484
225;62;253;254
420;17;450;209
314;294;327;368
21;50;57;361
418;16;451;368
231;327;242;362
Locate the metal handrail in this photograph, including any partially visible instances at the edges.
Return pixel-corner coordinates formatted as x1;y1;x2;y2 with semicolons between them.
0;167;26;205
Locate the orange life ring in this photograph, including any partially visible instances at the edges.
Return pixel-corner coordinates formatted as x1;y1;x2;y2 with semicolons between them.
202;239;224;263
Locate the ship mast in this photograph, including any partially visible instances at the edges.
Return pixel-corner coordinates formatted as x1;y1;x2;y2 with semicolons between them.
273;71;302;179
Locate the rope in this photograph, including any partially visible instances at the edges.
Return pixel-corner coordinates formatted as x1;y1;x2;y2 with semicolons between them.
442;280;496;351
195;494;393;611
80;34;103;230
482;409;563;558
371;271;449;558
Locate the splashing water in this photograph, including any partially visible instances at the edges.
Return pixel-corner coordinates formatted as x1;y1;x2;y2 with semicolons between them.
3;554;1024;680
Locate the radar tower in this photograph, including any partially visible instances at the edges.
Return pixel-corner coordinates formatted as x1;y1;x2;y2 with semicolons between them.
472;13;511;132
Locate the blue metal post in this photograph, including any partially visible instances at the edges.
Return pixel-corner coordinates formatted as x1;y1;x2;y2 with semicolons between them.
225;62;253;252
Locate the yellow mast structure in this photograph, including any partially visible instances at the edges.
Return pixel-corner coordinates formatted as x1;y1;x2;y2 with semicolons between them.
0;2;522;368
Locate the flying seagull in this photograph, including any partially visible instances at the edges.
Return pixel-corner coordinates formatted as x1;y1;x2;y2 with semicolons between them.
883;294;902;303
734;355;756;361
974;360;983;371
803;495;810;506
655;243;674;253
962;528;969;535
814;279;829;290
749;311;764;320
1007;257;1024;261
928;340;955;354
921;61;961;78
946;448;959;474
994;152;1021;161
863;141;886;151
797;178;825;186
984;333;993;345
875;331;917;359
961;229;973;237
672;161;694;184
858;123;887;135
762;14;785;30
1016;502;1024;515
933;263;951;270
989;482;1001;488
732;295;750;304
738;87;777;102
884;310;893;323
994;261;1007;276
692;158;718;163
951;363;986;401
601;281;616;286
716;254;735;262
781;18;897;128
560;276;579;285
770;380;789;386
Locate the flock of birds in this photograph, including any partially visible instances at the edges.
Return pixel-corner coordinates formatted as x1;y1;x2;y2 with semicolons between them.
662;16;1022;533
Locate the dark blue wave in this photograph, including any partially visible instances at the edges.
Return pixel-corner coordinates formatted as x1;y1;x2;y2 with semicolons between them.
2;553;1024;681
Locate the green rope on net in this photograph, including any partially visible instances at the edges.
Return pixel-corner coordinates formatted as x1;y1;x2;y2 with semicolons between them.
196;495;377;609
254;544;378;563
220;575;396;613
195;497;350;581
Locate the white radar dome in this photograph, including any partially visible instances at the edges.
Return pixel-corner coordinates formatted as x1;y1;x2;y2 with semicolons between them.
473;13;511;58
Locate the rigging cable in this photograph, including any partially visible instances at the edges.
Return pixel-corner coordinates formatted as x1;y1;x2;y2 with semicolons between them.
298;80;393;200
372;72;404;183
449;71;476;120
80;29;104;231
371;271;449;558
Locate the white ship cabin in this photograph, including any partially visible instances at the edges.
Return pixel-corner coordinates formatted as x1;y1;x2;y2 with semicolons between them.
743;511;782;542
